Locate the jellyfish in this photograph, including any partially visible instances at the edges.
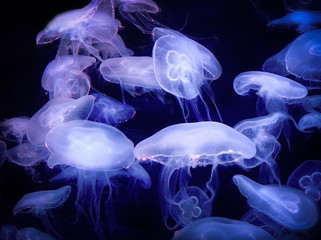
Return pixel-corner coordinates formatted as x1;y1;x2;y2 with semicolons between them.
172;217;276;240
13;185;71;238
285;29;321;81
287;160;321;201
300;95;321;113
233;174;319;230
0;117;30;143
0;140;6;168
233;71;308;115
45;119;151;238
17;227;55;240
0;225;18;240
151;27;222;121
298;112;321;131
41;56;95;99
283;0;321;12
134;121;256;229
27;95;94;146
267;11;321;33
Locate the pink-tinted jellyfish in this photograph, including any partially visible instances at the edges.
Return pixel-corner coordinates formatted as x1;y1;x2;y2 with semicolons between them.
45;119;150;238
285;29;321;81
151;27;222;121
172;217;276;240
233;71;307;115
298;112;321;131
287;160;321;202
233;174;319;230
41;56;95;99
0;117;30;144
134;122;256;229
13;185;71;239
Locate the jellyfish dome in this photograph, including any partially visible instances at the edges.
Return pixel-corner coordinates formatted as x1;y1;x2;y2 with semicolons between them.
285;29;321;81
298;112;321;131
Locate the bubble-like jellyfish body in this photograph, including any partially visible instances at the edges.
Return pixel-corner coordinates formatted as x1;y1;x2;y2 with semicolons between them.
298;112;321;131
41;56;95;99
17;227;55;240
134;122;256;229
0;117;29;143
287;160;321;201
233;174;319;230
27;95;94;146
13;185;71;238
0;140;6;168
285;29;321;81
99;56;162;97
267;11;321;33
89;93;135;125
172;217;276;240
152;27;222;121
45;119;150;238
233;71;307;114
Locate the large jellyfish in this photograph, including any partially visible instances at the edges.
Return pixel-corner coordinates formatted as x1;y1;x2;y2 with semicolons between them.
152;27;223;121
45;119;151;238
172;217;276;240
13;185;71;239
233;174;319;230
134;121;256;229
288;160;321;201
233;71;307;115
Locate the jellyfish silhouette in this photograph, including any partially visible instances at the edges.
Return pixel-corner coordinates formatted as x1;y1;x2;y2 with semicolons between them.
285;29;321;81
151;27;222;121
172;217;276;240
233;71;307;115
134;122;256;229
0;117;30;144
13;185;71;239
233;174;319;230
298;112;321;131
45;119;151;239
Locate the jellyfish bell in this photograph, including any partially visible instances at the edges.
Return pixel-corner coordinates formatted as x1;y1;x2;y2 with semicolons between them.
17;227;55;240
298;112;321;131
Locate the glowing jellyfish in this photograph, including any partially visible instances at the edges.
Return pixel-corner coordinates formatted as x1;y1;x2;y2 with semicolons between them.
0;117;29;143
27;95;94;146
134;122;256;229
172;217;276;240
285;29;321;81
13;185;71;238
300;95;321;113
45;119;150;238
268;11;321;33
89;93;136;125
17;227;55;240
288;160;321;201
233;71;308;114
233;174;319;230
152;27;222;121
298;112;321;131
41;56;95;99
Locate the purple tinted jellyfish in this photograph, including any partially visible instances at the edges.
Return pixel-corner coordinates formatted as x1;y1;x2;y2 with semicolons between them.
13;185;71;238
233;71;307;114
233;174;319;230
0;225;18;240
17;227;55;240
134;122;256;229
0;117;29;143
298;112;321;131
285;29;321;81
152;27;222;121
0;140;6;168
288;160;321;201
172;217;276;240
27;95;94;146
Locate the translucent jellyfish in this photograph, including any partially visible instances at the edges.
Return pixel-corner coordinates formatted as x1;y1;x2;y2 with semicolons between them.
27;95;94;146
233;174;319;230
17;227;55;240
134;122;256;229
288;160;321;201
172;217;276;240
13;185;71;238
298;112;321;131
41;56;95;99
233;71;308;114
283;0;321;12
285;29;321;81
0;117;29;143
267;11;321;33
45;119;150;238
0;140;6;168
300;95;321;113
152;27;223;121
89;93;135;126
0;225;18;240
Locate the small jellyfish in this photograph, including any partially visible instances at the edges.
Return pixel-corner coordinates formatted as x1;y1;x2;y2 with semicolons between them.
233;174;319;230
27;95;94;146
285;29;321;81
13;185;71;238
0;140;6;168
283;0;321;12
172;217;276;240
17;227;55;240
298;112;321;131
288;160;321;201
0;225;18;240
233;71;307;115
0;117;30;143
300;95;321;113
134;121;256;229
